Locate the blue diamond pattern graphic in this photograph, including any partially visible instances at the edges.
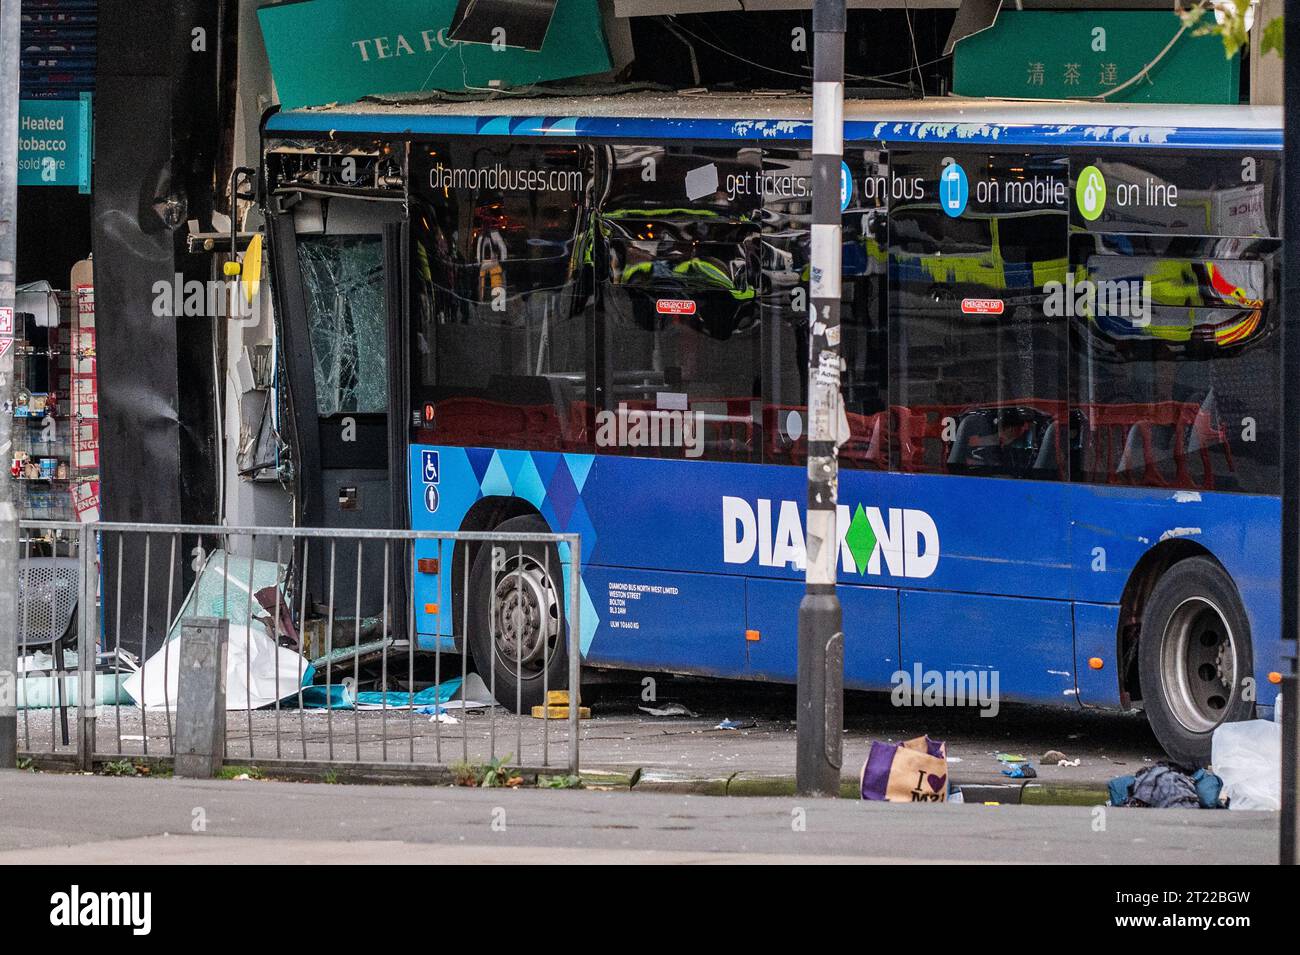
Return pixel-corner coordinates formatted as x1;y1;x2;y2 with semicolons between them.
565;497;597;560
479;451;513;497
564;453;595;493
465;447;494;486
531;450;560;490
512;454;546;509
579;581;599;655
497;449;528;489
546;457;578;528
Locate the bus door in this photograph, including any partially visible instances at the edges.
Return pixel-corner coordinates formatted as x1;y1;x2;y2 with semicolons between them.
888;150;1076;701
266;149;409;624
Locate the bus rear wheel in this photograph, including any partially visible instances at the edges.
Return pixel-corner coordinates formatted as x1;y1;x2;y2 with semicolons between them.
466;515;569;711
1138;556;1253;767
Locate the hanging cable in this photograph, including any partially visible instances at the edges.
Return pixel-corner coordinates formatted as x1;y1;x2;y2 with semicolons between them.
902;0;926;96
1091;1;1207;101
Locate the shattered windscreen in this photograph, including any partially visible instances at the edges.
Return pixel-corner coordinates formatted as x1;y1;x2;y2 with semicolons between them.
298;235;388;415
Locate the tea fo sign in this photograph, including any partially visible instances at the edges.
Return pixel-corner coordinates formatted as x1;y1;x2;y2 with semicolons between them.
18;94;93;193
257;0;612;110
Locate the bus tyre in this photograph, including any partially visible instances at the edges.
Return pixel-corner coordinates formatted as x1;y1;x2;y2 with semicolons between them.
467;515;569;711
1139;556;1253;767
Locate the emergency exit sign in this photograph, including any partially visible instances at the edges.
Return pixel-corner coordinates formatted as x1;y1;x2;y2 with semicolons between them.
954;11;1240;104
18;93;93;193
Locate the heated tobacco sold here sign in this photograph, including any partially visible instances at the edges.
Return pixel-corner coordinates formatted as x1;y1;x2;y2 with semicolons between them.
18;94;93;193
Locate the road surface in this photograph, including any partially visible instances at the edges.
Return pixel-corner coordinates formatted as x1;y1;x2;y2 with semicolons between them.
0;770;1275;864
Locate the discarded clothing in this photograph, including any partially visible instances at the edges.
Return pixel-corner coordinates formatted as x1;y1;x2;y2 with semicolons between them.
1108;764;1223;809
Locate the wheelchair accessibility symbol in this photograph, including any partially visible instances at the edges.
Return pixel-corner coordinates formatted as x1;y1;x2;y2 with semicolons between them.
424;483;440;513
421;450;441;484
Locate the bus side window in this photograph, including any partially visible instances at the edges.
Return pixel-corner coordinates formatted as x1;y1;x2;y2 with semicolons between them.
408;142;596;453
595;144;763;463
761;147;890;471
1068;234;1280;495
888;150;1070;482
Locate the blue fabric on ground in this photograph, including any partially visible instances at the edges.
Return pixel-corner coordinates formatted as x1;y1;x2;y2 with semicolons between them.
287;677;464;710
354;678;463;708
1192;768;1224;809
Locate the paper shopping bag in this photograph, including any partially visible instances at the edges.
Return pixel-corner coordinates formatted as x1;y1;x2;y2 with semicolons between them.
860;735;948;802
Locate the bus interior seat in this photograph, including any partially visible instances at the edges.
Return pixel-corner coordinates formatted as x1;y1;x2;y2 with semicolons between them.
1032;421;1061;476
947;412;996;470
487;374;572;442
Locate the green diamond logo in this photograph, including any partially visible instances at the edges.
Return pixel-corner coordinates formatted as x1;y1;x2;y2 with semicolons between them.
844;504;877;576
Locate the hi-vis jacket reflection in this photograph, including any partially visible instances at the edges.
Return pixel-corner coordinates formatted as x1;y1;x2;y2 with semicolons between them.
722;497;940;579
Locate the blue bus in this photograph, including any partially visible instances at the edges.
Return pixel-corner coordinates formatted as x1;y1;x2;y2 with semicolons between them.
261;96;1283;764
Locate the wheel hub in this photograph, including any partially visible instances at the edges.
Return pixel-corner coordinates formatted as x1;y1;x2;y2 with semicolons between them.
1161;596;1237;734
491;555;559;675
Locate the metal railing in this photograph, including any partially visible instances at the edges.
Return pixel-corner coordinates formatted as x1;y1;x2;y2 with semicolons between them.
14;520;583;779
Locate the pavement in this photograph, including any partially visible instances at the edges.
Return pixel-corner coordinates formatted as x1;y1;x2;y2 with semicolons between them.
18;674;1166;801
0;771;1277;864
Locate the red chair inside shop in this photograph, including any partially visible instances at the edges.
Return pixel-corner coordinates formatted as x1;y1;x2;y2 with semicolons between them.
894;405;958;474
1078;401;1234;490
423;397;568;451
564;400;595;450
1188;403;1236;489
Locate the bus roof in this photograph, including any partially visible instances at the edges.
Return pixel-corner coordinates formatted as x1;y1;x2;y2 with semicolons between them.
265;92;1282;151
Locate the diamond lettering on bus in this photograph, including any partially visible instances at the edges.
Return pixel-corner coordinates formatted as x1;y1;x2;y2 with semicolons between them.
722;497;939;580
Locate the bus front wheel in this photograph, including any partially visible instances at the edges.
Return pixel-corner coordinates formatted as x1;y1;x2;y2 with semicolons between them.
467;515;569;711
1139;556;1253;767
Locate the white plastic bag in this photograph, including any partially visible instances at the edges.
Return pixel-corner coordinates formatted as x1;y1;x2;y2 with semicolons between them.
122;621;308;711
1212;719;1281;811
